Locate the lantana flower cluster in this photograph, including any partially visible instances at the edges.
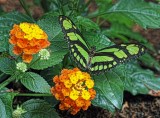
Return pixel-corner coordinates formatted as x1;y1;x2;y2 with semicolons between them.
51;68;96;115
9;22;50;63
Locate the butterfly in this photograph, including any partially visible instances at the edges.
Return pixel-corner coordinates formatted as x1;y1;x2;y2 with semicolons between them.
59;15;145;74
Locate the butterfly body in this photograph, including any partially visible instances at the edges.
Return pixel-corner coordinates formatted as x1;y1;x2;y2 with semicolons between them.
59;15;145;74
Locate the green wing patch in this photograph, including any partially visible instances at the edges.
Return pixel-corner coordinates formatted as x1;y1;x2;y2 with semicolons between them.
59;15;146;74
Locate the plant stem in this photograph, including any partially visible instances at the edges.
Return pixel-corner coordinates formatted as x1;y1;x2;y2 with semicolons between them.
27;57;41;69
0;73;8;83
16;93;52;97
0;57;41;90
0;75;16;90
84;0;92;9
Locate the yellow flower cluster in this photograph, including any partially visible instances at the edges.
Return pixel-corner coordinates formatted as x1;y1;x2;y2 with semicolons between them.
9;22;50;63
51;68;96;115
19;23;47;40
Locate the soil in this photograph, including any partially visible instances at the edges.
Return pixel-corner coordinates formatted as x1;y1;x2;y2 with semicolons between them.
58;93;160;118
1;0;160;118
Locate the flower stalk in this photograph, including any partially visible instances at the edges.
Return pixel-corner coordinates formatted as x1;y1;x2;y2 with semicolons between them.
16;93;52;97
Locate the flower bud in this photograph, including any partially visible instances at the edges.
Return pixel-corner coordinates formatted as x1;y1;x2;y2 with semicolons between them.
12;106;26;118
16;62;27;72
38;49;50;60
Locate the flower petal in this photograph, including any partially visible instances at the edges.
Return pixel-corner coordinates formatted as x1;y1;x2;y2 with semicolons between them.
13;46;23;55
22;54;33;63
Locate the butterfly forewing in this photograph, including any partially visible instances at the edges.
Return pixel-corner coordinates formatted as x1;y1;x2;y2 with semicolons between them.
59;15;90;70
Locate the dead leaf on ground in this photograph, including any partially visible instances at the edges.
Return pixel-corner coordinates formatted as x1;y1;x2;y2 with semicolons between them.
121;101;129;112
148;90;160;97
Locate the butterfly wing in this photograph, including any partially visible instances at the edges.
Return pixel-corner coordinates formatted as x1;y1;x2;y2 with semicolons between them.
59;15;90;70
59;15;145;74
89;44;145;74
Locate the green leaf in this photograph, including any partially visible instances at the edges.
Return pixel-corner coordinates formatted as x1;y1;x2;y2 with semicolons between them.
76;16;100;31
37;16;61;41
108;0;160;28
0;88;16;118
104;23;147;42
95;0;112;4
140;53;160;71
92;89;115;112
30;50;67;70
92;1;134;28
22;99;60;118
103;23;155;51
38;15;68;51
92;71;124;111
114;62;160;95
44;97;59;107
92;60;160;111
105;13;134;28
83;32;114;50
0;12;34;52
41;12;60;19
40;65;62;85
20;72;51;93
0;57;16;75
50;31;68;51
0;99;6;118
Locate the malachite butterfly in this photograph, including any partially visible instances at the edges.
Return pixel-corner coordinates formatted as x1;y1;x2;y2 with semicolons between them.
59;15;145;74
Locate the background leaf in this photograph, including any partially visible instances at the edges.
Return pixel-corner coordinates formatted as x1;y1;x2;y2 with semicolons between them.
76;16;100;31
0;57;16;75
22;99;60;118
102;23;155;52
107;0;160;28
139;53;160;71
38;16;61;41
0;88;16;118
114;62;160;95
93;0;134;28
92;59;160;111
20;72;51;93
0;99;6;118
83;31;114;50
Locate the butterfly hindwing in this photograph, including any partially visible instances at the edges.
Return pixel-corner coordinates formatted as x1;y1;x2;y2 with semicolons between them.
89;44;145;74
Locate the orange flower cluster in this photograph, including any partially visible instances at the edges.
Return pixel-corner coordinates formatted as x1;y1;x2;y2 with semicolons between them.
9;22;50;63
51;68;96;115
